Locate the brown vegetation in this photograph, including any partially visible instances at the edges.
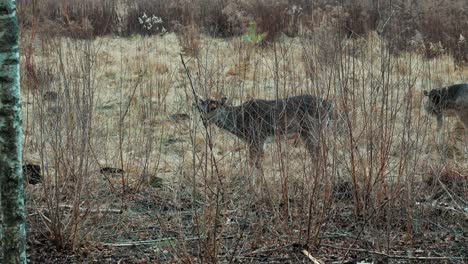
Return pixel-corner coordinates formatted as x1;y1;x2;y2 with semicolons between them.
18;0;467;263
18;0;468;64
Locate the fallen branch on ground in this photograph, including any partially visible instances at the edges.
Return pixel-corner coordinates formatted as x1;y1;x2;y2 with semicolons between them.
302;249;324;264
36;205;123;214
323;244;465;261
102;236;205;247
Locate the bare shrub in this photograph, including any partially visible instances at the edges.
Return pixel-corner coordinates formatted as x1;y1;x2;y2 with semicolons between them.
20;0;468;262
24;38;98;250
23;33;176;253
125;0;169;36
418;6;468;64
18;0;118;38
343;1;380;38
124;0;194;36
219;2;248;36
198;0;232;37
244;0;288;41
16;0;468;64
175;24;201;57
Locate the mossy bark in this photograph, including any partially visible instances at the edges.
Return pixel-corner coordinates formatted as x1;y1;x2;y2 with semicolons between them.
0;0;27;263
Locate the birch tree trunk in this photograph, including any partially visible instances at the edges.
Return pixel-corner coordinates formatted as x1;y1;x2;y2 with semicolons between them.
0;0;27;263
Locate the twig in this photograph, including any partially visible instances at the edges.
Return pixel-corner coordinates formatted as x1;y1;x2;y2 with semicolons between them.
342;188;404;260
437;178;467;217
37;210;52;224
102;236;204;247
242;243;295;256
102;237;177;247
37;205;122;214
179;53;225;189
179;54;202;113
415;201;467;219
120;71;145;123
302;249;324;264
234;256;294;262
227;233;245;264
323;244;466;261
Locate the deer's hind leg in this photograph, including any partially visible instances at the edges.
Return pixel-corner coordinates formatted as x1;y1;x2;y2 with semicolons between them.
300;128;321;162
248;140;265;187
436;114;445;143
248;141;264;169
299;116;323;159
458;111;468;154
300;122;321;163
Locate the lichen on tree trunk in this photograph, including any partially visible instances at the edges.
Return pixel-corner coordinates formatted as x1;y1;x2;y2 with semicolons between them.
0;0;27;263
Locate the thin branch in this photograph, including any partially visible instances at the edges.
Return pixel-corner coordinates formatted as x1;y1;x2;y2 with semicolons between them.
302;249;324;264
102;236;204;247
37;205;122;214
323;244;465;261
120;71;145;123
437;178;467;216
180;54;202;111
102;238;177;247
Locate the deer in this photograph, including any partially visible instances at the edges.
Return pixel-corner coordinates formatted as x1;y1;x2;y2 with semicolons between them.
423;83;468;153
195;94;335;172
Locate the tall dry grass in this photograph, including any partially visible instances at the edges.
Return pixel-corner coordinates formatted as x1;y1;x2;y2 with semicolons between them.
17;0;468;64
20;3;467;262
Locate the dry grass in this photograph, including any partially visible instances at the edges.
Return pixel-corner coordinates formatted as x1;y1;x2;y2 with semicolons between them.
18;0;468;66
21;29;467;262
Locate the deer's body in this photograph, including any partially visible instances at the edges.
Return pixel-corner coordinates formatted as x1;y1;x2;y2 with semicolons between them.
197;95;334;169
423;83;468;130
423;83;468;152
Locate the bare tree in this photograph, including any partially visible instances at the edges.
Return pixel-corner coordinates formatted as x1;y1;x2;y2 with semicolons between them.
0;0;27;263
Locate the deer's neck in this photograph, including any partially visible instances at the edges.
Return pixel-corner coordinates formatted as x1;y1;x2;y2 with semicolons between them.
212;107;239;134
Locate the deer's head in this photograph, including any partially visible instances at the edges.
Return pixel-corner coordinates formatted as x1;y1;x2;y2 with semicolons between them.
195;96;228;125
423;89;444;116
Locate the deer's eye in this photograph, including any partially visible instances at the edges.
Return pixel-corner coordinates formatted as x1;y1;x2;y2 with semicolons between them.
208;103;218;111
432;94;441;104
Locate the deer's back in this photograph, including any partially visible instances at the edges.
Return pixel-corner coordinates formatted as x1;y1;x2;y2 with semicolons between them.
231;95;332;140
440;84;468;109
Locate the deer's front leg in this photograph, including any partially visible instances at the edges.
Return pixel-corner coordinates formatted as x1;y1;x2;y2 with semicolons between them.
436;114;443;130
301;132;320;157
459;113;468;154
248;141;264;187
248;141;264;170
435;114;445;146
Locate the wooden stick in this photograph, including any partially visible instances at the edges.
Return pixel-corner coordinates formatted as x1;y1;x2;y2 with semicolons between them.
36;205;122;214
180;54;202;109
102;237;177;247
102;236;204;247
323;244;465;261
301;249;324;264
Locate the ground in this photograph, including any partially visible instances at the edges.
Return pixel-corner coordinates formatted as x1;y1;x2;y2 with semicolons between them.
20;32;467;263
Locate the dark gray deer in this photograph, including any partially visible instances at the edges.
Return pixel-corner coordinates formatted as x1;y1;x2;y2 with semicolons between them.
196;95;334;170
423;83;468;130
423;83;468;152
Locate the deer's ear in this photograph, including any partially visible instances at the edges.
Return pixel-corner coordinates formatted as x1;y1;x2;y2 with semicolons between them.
220;97;228;105
423;90;429;96
194;93;204;103
193;97;204;108
199;97;205;104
